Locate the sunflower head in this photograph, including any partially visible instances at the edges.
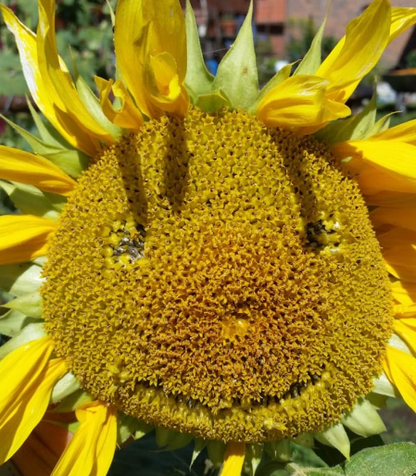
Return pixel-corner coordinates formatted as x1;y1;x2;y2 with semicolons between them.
1;0;416;475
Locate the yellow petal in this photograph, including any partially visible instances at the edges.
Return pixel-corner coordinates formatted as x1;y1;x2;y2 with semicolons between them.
0;215;57;265
332;140;416;192
391;281;416;306
394;319;416;351
383;346;416;412
317;0;390;103
383;243;416;283
371;207;416;232
257;75;350;131
94;77;143;130
371;117;416;145
0;337;67;464
390;7;416;42
0;145;76;196
394;304;416;318
114;0;189;118
220;442;245;476
51;401;117;476
36;0;114;152
364;191;416;208
0;4;113;156
377;228;416;250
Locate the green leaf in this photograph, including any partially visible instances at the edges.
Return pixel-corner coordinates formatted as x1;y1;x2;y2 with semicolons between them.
195;89;231;113
4;291;43;318
0;308;42;337
212;1;258;109
0;113;89;178
43;191;68;212
294;15;327;75
51;372;80;403
0;262;44;296
341;399;386;437
315;92;377;145
185;0;214;100
344;442;416;476
0;181;60;220
247;63;292;113
286;463;344;476
0;322;45;359
76;75;121;137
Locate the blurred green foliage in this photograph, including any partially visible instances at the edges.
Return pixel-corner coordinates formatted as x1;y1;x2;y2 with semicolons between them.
286;18;337;63
0;0;116;96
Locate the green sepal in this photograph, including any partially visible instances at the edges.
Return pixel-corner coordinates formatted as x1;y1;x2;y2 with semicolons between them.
293;433;315;447
341;399;386;437
54;388;93;413
0;262;44;296
76;75;121;137
0;308;42;337
315;91;377;145
185;0;214;101
0;181;60;220
155;426;193;451
207;440;226;467
315;423;350;459
27;99;71;149
389;333;412;355
3;291;43;318
134;420;153;440
265;439;292;462
247;63;293;114
212;0;258;109
294;15;327;75
33;257;47;267
244;444;263;475
105;0;115;27
0;322;45;359
116;414;152;445
195;89;232;113
361;112;396;139
43;192;68;212
190;439;206;468
373;372;400;398
51;372;80;403
117;413;138;445
0;113;89;178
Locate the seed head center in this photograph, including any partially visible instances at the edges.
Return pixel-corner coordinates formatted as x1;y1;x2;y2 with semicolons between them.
43;108;393;442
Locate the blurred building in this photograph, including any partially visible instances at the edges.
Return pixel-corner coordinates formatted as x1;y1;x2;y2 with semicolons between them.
187;0;416;69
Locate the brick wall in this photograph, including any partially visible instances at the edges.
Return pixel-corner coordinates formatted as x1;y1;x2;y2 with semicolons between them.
256;0;286;24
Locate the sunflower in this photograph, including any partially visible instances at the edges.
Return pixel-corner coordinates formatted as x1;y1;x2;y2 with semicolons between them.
1;0;416;475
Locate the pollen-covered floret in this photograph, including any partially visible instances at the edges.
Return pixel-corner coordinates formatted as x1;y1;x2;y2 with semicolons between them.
42;108;393;442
